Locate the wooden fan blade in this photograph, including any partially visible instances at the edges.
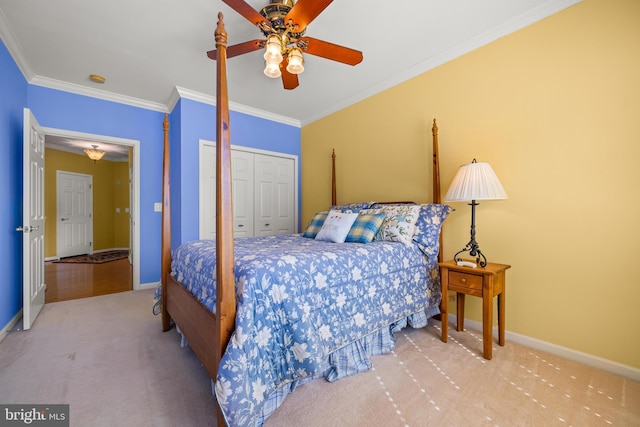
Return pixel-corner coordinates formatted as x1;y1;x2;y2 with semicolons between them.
298;37;363;66
207;40;263;60
222;0;272;30
285;0;333;33
280;59;299;90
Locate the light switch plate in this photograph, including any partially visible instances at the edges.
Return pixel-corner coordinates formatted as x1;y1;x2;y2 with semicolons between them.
154;202;162;212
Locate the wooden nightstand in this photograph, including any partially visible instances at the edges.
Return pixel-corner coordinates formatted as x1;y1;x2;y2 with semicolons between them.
439;260;511;360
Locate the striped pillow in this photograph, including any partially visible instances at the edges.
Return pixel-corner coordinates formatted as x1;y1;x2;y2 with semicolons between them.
302;212;328;238
345;212;386;243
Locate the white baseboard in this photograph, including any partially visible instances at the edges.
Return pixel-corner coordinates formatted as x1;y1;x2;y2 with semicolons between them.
0;309;23;344
46;248;130;261
137;281;159;291
448;315;640;381
93;247;129;254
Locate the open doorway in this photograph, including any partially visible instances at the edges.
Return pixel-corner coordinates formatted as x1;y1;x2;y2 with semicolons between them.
41;127;140;302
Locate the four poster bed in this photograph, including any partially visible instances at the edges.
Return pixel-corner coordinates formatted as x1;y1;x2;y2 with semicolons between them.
161;13;451;427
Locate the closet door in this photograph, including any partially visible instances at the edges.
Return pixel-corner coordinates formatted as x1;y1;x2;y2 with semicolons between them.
272;156;295;234
254;154;294;236
231;150;254;237
199;143;216;240
200;142;296;239
254;154;275;236
200;145;255;239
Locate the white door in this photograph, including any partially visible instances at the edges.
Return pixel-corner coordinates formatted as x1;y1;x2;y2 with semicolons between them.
200;143;255;239
272;156;295;235
255;154;295;236
254;155;276;236
20;108;46;330
232;151;254;237
199;143;217;239
56;171;93;258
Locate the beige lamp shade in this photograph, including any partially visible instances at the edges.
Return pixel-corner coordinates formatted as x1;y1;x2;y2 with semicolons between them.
444;160;507;202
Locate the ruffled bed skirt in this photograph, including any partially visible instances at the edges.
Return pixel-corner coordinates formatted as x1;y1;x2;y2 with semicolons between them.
207;304;440;426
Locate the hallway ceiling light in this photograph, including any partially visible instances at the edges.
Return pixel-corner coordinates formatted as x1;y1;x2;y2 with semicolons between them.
84;144;106;162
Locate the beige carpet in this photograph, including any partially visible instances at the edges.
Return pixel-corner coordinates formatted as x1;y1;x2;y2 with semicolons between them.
1;290;638;427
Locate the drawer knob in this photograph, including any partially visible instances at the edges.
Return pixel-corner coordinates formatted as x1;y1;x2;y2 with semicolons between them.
461;278;466;283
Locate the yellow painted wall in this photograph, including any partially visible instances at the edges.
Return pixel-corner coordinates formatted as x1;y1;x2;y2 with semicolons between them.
44;148;130;256
301;0;640;369
112;161;130;248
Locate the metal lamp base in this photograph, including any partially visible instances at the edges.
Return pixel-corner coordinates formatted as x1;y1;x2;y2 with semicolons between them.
454;200;488;268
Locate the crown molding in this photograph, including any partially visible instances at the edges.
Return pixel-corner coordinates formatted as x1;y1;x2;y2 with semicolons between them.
0;8;34;81
29;75;169;113
173;87;301;128
4;0;579;128
2;14;297;126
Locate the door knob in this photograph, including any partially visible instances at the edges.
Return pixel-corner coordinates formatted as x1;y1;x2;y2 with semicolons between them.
16;225;39;233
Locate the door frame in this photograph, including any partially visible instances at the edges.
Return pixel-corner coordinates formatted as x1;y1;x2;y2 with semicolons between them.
43;126;141;290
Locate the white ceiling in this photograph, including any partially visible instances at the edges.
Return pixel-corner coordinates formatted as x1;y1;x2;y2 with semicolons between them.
0;0;579;128
45;135;130;162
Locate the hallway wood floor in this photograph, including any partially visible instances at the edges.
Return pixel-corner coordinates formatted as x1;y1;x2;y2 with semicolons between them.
44;258;132;303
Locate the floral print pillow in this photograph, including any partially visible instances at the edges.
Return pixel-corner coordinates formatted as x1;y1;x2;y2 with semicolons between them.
412;204;454;256
361;205;421;245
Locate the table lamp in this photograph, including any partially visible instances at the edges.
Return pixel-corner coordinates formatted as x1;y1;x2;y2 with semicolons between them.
444;159;507;267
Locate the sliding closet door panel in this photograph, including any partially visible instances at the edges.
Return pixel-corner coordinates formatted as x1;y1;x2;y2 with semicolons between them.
254;155;275;236
232;151;254;237
274;157;295;235
199;143;216;240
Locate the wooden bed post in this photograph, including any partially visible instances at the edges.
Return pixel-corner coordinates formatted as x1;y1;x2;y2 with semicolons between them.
161;113;171;331
214;12;236;378
432;118;443;263
331;148;337;206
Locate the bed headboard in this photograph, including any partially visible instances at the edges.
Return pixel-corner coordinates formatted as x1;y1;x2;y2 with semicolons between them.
330;119;442;261
331;119;441;207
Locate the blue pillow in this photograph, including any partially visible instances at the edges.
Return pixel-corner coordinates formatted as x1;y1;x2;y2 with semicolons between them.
302;212;328;238
412;204;454;256
345;213;386;243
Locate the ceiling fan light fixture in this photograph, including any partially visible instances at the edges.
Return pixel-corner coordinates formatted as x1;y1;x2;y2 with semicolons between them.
286;47;304;75
263;34;283;63
264;60;281;78
84;144;106;161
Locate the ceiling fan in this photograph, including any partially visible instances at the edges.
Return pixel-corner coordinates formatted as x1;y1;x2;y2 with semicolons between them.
207;0;363;90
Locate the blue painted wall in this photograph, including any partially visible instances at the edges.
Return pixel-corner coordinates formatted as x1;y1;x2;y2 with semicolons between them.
0;41;301;331
0;39;28;329
171;97;301;246
27;85;166;285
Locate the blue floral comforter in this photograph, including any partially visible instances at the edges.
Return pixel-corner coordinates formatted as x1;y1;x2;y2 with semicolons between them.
172;234;441;426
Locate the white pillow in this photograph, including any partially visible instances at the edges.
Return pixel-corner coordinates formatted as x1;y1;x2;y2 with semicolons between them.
315;210;358;243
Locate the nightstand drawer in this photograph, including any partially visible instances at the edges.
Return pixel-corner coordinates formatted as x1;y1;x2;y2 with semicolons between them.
448;271;483;291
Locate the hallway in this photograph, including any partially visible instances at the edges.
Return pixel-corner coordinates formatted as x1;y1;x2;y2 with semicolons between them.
44;258;132;303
